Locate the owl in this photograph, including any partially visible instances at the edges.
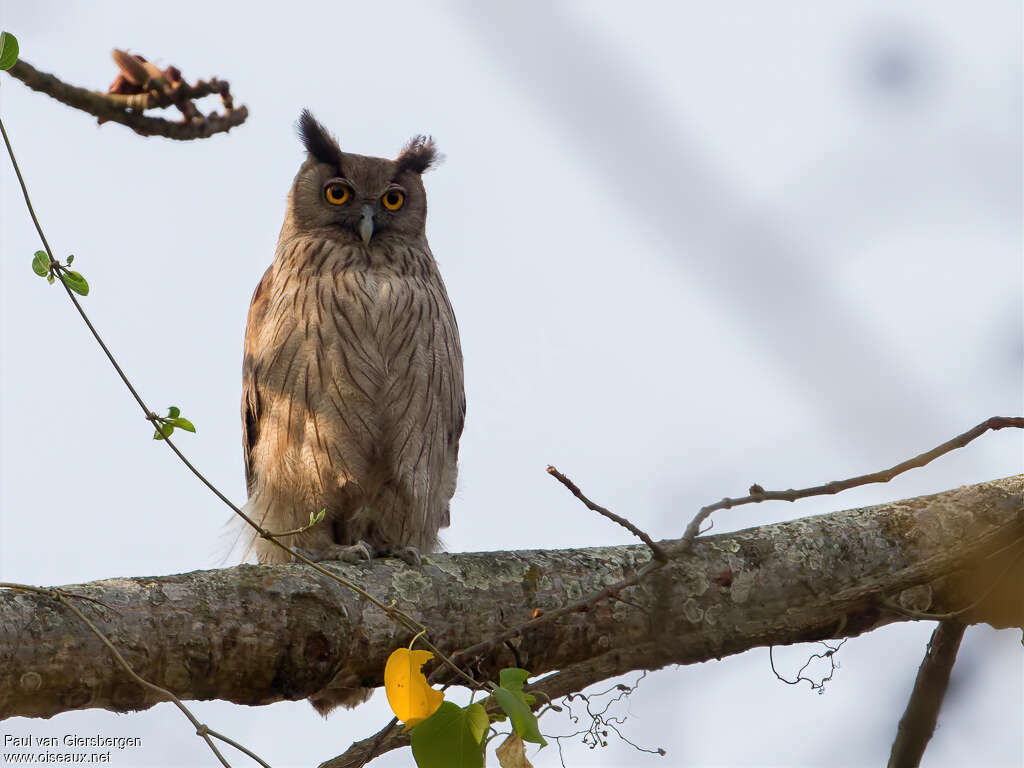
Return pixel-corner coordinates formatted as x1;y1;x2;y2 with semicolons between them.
240;111;464;599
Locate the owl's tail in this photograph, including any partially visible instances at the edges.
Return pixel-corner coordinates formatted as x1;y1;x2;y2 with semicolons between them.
310;684;373;716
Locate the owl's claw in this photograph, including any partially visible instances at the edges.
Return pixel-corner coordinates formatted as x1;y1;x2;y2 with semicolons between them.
337;540;375;564
391;545;422;567
293;540;374;564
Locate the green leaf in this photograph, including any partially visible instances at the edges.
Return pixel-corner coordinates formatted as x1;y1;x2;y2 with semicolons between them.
46;273;54;285
491;688;546;747
63;270;89;296
0;32;19;71
32;250;49;277
153;422;174;440
309;508;326;526
499;668;536;706
489;669;544;745
167;417;196;433
410;701;485;768
465;703;488;745
65;254;74;265
163;408;195;434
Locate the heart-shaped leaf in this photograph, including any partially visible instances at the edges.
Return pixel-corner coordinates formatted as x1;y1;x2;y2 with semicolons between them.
384;648;444;726
410;702;484;768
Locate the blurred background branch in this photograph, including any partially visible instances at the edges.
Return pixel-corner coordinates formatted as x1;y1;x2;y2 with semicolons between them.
887;621;968;768
5;53;246;139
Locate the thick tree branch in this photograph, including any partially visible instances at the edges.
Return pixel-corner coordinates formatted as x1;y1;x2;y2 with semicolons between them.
1;476;1021;724
887;621;967;768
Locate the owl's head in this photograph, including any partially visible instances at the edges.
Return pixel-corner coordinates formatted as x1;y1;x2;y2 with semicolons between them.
285;110;439;244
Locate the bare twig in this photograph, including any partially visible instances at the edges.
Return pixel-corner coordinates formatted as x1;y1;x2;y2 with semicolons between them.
547;466;667;561
683;416;1024;544
6;58;247;140
887;621;967;768
435;470;673;674
318;718;400;768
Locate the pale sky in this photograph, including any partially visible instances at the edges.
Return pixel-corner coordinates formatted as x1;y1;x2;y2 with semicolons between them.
1;2;1021;767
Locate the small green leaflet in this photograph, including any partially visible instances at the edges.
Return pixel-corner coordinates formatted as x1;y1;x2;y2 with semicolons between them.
410;702;485;768
31;250;49;277
153;423;175;440
0;32;18;71
163;405;196;433
63;270;89;296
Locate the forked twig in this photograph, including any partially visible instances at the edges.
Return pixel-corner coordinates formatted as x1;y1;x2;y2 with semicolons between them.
547;466;667;561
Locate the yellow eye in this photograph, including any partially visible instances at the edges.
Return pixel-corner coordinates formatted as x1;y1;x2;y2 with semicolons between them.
381;189;405;211
324;182;352;205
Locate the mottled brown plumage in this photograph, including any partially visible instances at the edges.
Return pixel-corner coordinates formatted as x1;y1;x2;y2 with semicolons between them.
240;112;464;712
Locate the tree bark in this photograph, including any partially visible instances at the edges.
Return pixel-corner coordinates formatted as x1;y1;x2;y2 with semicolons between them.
1;475;1021;721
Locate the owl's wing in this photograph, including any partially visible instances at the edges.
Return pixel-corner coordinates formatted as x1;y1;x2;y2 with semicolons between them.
241;267;273;495
241;363;261;495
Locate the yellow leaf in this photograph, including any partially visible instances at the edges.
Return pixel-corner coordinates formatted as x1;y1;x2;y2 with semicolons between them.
496;733;534;768
384;648;444;725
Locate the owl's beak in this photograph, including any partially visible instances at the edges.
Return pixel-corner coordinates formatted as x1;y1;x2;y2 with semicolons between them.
359;205;374;245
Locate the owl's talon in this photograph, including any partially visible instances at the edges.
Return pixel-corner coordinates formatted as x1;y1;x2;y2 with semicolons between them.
293;541;374;563
337;540;375;564
392;546;422;567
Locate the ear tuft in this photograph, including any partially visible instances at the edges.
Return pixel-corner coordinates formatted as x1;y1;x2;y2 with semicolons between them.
297;110;343;170
395;135;441;175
